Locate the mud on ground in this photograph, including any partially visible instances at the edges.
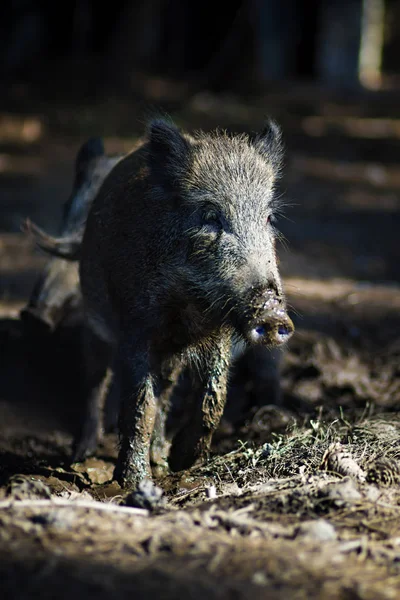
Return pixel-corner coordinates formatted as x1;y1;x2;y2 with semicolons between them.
1;83;400;599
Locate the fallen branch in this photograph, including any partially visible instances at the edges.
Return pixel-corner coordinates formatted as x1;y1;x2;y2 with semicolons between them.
0;498;149;516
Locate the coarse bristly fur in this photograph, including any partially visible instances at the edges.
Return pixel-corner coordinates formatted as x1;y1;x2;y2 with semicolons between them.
27;118;294;490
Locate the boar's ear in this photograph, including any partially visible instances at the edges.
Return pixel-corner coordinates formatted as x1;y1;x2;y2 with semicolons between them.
74;137;105;186
147;119;191;190
253;120;284;173
75;137;104;171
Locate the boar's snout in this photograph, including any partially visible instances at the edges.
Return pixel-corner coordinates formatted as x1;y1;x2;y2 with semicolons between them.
248;310;294;346
238;287;294;347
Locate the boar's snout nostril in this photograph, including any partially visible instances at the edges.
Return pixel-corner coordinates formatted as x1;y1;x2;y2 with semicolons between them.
249;313;294;346
278;325;291;336
255;325;266;336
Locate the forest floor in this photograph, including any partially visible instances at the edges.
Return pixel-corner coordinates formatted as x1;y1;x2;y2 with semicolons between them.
0;78;400;599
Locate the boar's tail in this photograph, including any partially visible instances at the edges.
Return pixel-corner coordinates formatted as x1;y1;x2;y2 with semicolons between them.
22;218;81;261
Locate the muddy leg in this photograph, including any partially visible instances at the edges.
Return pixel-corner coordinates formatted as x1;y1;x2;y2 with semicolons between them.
169;335;231;472
72;327;112;461
150;356;183;478
113;338;157;489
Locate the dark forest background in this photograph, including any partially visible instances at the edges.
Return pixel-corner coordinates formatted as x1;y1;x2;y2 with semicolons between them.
1;0;399;97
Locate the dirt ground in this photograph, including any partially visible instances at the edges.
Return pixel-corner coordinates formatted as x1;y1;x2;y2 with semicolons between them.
1;80;400;599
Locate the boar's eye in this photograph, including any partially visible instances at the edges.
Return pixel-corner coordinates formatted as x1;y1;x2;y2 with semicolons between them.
202;209;223;231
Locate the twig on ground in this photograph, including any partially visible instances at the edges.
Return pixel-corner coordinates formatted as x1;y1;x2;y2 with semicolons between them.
0;498;149;516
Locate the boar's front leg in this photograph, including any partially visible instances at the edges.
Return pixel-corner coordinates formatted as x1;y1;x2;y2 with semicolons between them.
150;356;183;478
169;334;231;472
113;337;158;489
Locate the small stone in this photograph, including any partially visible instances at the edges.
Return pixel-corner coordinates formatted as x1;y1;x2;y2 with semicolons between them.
6;474;52;500
325;477;362;506
206;485;217;499
72;457;114;485
296;519;337;541
123;478;165;511
252;572;269;586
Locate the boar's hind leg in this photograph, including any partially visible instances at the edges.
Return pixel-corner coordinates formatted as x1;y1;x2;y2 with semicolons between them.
169;335;231;472
72;327;112;462
150;356;183;478
113;337;158;489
